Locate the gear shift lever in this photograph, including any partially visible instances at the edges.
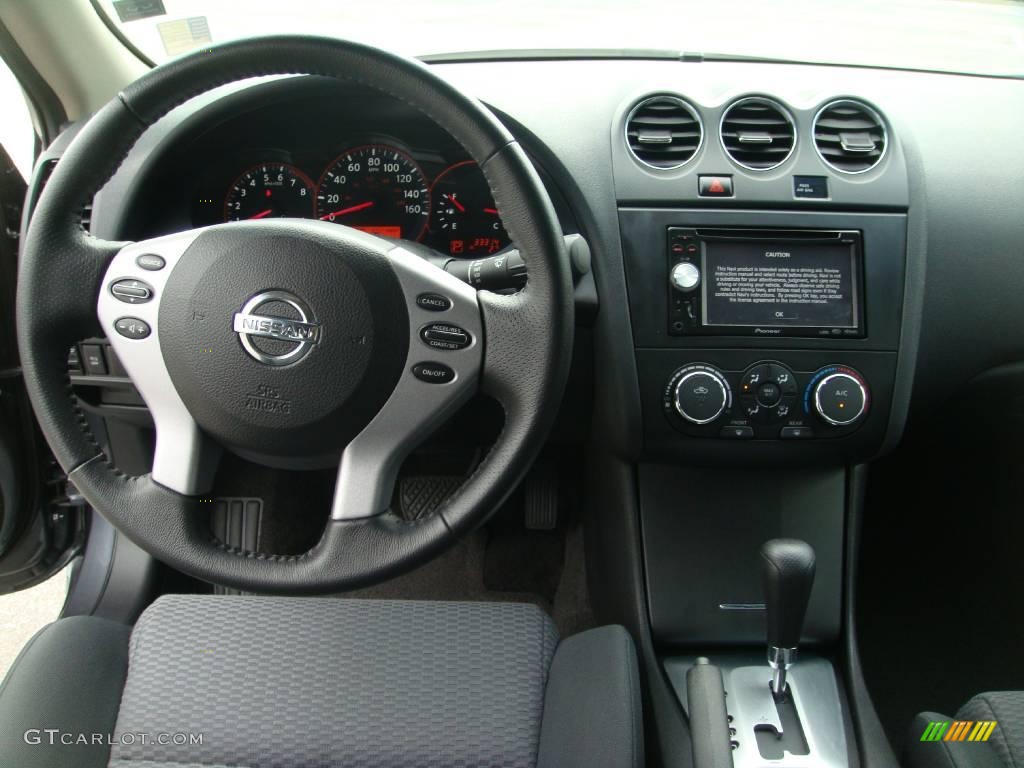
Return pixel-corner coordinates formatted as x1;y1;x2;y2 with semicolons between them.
760;538;816;698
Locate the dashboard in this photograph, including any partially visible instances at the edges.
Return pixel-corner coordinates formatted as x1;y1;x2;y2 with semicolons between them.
63;58;1023;471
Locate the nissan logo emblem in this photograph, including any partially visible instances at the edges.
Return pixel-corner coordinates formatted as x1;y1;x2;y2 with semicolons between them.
232;290;321;366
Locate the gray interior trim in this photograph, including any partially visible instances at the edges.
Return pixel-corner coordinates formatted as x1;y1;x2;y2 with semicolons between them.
332;244;482;520
97;229;215;495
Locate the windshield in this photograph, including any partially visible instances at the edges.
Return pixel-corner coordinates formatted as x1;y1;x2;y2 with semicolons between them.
95;0;1023;78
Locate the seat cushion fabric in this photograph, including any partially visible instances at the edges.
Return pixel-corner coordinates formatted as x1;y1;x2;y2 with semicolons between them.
958;692;1024;768
904;694;1024;768
0;615;131;768
536;624;643;768
108;595;559;768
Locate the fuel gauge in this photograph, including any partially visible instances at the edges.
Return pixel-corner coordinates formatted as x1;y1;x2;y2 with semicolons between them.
430;161;510;256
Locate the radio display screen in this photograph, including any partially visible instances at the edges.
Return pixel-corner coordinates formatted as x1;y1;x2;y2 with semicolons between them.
702;240;859;330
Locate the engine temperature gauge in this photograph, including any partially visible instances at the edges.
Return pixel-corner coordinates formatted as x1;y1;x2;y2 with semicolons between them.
430;161;510;256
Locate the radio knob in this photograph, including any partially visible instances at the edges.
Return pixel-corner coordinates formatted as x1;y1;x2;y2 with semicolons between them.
672;365;731;424
670;262;701;293
812;369;869;426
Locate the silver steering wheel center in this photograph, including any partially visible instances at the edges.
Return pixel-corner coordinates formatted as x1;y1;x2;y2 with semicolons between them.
233;289;321;366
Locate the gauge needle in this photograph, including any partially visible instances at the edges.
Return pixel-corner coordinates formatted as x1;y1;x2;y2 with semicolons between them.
445;194;466;213
248;209;274;220
319;201;374;220
483;207;499;215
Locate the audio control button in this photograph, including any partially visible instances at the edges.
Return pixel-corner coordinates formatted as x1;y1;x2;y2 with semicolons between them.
670;262;701;292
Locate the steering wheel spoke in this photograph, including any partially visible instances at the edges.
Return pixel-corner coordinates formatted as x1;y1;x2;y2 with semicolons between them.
331;245;483;520
97;230;221;495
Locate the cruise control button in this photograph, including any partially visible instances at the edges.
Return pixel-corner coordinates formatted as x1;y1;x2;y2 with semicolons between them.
135;253;166;271
114;317;151;340
720;425;754;440
412;362;455;384
416;293;452;312
110;278;153;304
780;426;814;439
420;323;471;351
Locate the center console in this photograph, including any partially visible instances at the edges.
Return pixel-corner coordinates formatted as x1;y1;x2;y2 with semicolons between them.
621;208;906;466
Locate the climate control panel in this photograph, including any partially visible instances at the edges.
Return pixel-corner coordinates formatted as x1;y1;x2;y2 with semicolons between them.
663;360;870;440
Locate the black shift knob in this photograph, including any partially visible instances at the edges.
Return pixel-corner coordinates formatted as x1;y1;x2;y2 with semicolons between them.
761;539;816;649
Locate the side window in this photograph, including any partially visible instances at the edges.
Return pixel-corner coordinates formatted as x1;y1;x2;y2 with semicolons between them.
0;55;36;182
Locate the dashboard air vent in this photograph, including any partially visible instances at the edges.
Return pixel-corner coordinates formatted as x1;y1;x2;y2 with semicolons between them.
625;96;703;170
814;100;887;173
720;97;795;171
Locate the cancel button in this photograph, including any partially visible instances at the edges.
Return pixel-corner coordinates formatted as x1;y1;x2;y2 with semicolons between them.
412;362;456;384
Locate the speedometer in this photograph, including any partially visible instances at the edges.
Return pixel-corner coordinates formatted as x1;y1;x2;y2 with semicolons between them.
316;144;429;241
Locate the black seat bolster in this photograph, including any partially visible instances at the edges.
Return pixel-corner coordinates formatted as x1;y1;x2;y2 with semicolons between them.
0;615;131;768
904;711;1008;768
537;624;644;768
958;692;1024;768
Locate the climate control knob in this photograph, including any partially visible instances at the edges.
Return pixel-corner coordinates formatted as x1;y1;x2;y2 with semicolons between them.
670;364;731;424
811;368;869;426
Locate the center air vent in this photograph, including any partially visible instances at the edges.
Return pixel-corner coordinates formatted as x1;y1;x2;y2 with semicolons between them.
720;97;796;171
625;96;703;170
814;100;887;173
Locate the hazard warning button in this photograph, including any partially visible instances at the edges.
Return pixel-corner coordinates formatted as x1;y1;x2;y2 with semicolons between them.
698;175;734;197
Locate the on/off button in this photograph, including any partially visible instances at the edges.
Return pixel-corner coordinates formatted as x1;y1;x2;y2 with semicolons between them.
412;362;455;384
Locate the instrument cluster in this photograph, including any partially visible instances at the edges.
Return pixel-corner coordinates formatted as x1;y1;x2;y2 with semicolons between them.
206;141;509;258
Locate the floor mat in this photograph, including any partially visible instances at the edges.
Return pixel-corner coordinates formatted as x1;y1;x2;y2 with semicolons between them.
858;398;1024;754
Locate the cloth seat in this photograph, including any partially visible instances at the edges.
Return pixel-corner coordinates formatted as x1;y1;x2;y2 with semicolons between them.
905;691;1024;768
0;595;642;768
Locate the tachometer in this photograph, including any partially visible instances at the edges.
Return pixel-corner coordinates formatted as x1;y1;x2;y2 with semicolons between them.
430;160;510;256
224;163;315;221
316;144;429;240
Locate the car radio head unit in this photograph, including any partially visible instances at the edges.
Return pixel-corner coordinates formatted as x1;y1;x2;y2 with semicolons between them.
668;227;865;338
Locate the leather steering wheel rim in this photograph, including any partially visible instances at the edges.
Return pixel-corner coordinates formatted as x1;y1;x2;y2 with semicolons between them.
16;36;573;593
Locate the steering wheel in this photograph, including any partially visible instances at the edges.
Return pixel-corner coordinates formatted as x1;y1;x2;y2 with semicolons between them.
16;37;573;593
